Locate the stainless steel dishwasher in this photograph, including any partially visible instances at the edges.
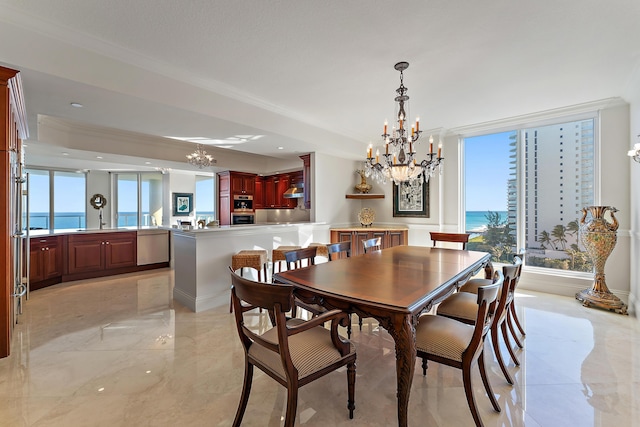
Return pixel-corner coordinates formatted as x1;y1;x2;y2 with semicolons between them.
137;229;170;265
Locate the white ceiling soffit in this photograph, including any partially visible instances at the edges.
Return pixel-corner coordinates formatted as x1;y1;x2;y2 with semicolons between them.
0;0;639;171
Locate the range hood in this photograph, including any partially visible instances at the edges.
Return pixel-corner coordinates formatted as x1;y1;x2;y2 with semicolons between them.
283;183;304;198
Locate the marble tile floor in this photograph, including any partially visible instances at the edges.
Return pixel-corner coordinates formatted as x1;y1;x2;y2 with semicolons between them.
1;268;639;426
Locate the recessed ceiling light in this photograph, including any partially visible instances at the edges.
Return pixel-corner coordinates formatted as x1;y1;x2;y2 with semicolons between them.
96;156;103;159
70;102;83;108
62;152;69;156
277;146;284;150
145;161;151;165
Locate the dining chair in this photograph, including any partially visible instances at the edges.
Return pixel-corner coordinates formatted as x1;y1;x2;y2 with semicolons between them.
508;251;527;344
284;247;327;319
415;273;503;427
429;231;471;249
327;241;360;336
459;252;526;349
229;267;356;427
327;241;351;261
362;237;382;254
437;261;521;385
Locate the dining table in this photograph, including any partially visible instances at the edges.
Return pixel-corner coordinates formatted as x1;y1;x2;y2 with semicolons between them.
273;245;492;427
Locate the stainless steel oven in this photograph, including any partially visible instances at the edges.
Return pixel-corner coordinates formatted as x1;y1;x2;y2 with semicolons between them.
231;213;255;225
233;195;253;211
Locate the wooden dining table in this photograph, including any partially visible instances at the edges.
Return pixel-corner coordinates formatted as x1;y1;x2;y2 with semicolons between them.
273;245;492;427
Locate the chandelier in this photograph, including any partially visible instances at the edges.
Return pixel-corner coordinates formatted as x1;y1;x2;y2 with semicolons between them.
364;61;443;185
186;144;216;169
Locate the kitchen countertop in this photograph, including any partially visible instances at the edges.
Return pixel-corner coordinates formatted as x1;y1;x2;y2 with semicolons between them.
27;226;163;237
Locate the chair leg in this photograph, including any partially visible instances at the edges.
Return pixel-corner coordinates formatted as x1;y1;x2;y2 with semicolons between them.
347;361;356;419
283;382;299;427
346;314;352;339
358;315;363;331
501;321;520;366
421;357;428;376
506;308;524;348
509;302;526;336
490;322;514;385
232;362;253;427
478;350;501;412
462;362;484;427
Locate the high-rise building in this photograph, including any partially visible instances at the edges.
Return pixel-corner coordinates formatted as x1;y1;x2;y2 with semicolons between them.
518;119;595;251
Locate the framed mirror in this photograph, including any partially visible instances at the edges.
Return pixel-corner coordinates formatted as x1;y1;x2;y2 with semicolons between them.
90;193;107;210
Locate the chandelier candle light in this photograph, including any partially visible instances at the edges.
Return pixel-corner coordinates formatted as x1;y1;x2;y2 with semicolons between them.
628;135;640;163
364;61;443;185
186;144;216;169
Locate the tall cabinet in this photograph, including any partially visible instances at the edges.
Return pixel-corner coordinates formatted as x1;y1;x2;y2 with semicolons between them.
0;66;28;358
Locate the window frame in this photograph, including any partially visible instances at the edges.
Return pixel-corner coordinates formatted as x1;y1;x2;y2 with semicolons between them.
458;109;601;277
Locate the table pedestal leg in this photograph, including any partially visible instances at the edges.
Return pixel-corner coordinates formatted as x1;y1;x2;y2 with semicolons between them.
381;313;416;427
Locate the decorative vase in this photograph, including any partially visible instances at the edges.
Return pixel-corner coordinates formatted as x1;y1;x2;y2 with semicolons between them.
575;206;627;314
354;170;372;194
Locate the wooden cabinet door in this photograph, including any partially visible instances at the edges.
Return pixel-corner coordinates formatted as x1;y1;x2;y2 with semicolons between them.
43;239;63;278
387;231;406;248
67;234;105;274
231;175;245;194
264;177;277;208
29;244;45;284
29;236;63;283
105;233;137;269
219;193;231;225
242;176;255;195
278;174;293;208
254;177;264;209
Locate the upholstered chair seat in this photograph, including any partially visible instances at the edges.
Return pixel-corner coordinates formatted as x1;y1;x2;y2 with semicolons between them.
459;278;493;294
436;291;480;324
415;275;503;427
249;318;356;381
415;315;474;362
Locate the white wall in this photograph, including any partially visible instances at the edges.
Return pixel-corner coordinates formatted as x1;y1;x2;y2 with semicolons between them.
624;65;640;316
85;170;111;229
162;172;196;226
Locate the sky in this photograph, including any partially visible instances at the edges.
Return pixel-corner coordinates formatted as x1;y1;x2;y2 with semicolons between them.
465;131;515;211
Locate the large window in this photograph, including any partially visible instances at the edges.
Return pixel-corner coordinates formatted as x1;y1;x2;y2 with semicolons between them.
25;169;86;230
195;175;215;224
115;172;163;227
464;117;596;272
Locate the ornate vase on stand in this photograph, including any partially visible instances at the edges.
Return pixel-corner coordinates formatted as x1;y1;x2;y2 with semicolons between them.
575;206;627;315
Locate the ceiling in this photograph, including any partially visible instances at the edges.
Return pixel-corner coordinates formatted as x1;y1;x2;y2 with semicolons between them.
1;0;639;173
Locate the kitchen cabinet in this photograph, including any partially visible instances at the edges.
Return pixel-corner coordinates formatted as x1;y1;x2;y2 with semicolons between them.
230;172;255;195
218;171;257;225
67;232;137;276
258;172;300;209
29;236;64;290
277;174;296;208
330;227;408;256
254;176;264;209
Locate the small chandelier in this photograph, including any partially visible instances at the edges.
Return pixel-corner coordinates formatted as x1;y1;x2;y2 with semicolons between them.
628;135;640;163
186;144;216;169
364;61;443;185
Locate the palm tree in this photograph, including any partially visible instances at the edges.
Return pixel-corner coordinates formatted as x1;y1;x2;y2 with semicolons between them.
567;220;580;237
552;224;568;250
538;230;552;250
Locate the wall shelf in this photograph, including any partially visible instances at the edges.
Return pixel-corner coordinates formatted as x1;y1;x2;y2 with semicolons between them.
345;194;385;199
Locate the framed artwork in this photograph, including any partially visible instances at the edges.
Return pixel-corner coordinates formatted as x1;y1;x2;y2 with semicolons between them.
173;192;193;216
393;178;429;218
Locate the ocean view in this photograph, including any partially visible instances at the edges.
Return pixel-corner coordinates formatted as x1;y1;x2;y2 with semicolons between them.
465;210;508;233
27;211;216;229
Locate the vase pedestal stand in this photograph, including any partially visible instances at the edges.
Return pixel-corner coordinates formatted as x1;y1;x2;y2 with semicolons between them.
575;276;628;315
576;205;627;315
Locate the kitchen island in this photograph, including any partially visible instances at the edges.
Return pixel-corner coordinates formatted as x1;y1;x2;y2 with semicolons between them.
170;222;331;312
